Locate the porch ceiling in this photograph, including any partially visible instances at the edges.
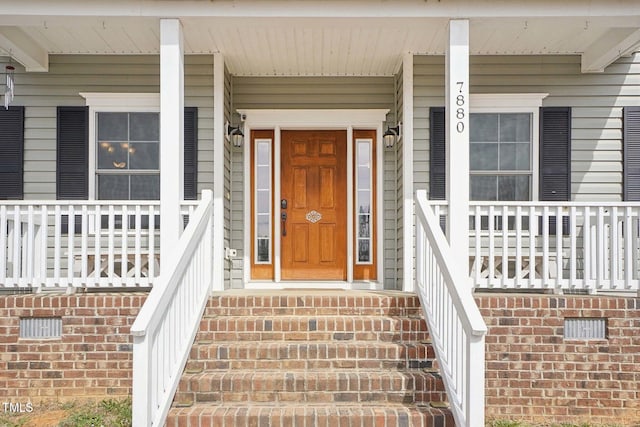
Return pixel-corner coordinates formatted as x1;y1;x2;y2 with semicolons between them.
0;1;639;76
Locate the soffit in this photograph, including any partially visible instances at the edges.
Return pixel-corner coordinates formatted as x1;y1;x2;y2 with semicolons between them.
0;3;639;76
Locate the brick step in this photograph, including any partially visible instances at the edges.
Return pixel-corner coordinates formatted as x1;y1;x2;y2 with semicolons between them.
195;329;430;342
206;306;423;317
186;341;435;371
198;315;427;333
166;403;454;427
175;370;446;405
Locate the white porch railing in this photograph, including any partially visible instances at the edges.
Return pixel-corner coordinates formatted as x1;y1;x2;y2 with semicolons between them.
131;189;215;427
431;201;640;292
415;190;487;427
0;201;197;287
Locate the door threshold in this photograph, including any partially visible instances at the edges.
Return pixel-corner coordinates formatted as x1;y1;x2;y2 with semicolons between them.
245;281;383;291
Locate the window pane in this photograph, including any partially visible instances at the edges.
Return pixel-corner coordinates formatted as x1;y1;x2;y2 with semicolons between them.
97;141;129;170
500;113;530;142
98;175;129;200
97;113;128;141
358;215;370;238
130;113;159;141
470;175;497;201
257;215;270;238
358;191;371;214
470;114;498;142
358;240;370;263
470;143;499;170
357;142;370;166
129;142;159;170
257;239;269;262
499;143;517;170
357;166;370;189
257;166;269;187
130;174;160;200
498;175;530;201
256;191;270;214
257;142;270;165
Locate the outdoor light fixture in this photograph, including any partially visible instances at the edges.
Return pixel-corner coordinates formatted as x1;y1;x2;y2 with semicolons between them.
383;124;401;148
225;122;244;148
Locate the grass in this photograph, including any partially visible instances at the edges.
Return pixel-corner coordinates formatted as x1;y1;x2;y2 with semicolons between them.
0;398;131;427
487;421;637;427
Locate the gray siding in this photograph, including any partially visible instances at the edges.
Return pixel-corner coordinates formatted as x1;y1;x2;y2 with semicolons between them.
0;54;214;200
414;53;640;202
231;76;396;287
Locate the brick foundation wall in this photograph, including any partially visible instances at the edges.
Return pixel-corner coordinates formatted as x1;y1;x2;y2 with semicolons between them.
0;293;146;403
476;295;640;425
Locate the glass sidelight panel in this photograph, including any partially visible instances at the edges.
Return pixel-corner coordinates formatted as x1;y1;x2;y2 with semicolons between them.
356;139;373;264
255;139;272;263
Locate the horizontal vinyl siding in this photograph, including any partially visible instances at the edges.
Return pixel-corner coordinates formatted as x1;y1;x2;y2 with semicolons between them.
233;76;394;109
414;53;640;202
0;54;214;200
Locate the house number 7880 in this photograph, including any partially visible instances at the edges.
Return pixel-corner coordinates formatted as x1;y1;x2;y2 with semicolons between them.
456;81;465;133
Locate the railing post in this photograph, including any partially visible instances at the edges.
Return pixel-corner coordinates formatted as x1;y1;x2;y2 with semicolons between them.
132;334;152;427
467;335;485;425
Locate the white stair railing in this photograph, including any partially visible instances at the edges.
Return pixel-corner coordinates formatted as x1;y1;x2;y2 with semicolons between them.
131;190;215;427
415;190;487;427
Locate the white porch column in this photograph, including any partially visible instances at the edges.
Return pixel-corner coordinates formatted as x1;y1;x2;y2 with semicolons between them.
160;18;184;272
402;53;415;292
212;52;225;291
445;20;470;268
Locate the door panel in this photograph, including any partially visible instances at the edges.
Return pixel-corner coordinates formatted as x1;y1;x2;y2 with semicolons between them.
281;130;347;280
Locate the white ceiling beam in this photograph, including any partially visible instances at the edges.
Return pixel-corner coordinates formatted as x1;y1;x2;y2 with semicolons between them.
581;27;640;73
0;27;48;72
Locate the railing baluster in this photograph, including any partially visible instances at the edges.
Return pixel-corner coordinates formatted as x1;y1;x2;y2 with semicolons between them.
597;207;605;289
515;206;522;288
488;205;495;287
624;207;633;287
26;206;35;282
67;205;76;286
12;208;20;284
93;204;102;286
121;204;128;286
583;207;592;289
39;206;48;286
501;205;508;288
529;206;535;289
542;206;549;288
555;206;563;289
474;205;481;287
135;205;142;281
108;205;115;281
569;206;577;287
609;207;618;289
81;205;89;281
0;206;7;285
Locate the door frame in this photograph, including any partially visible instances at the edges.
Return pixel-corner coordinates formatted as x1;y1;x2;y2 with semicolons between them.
240;109;388;289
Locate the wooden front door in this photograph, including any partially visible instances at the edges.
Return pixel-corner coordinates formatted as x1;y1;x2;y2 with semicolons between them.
281;130;347;280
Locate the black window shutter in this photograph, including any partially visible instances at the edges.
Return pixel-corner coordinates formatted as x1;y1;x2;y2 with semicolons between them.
0;106;25;200
539;107;571;234
623;106;640;201
57;106;89;200
184;107;198;200
429;107;446;201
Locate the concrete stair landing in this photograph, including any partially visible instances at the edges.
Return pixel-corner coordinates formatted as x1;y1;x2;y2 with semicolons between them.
166;291;454;426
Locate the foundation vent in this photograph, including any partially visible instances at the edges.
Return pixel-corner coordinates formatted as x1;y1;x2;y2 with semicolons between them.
19;318;62;339
564;318;606;340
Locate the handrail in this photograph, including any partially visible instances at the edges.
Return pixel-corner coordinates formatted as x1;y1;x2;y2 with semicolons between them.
131;190;214;427
414;190;487;427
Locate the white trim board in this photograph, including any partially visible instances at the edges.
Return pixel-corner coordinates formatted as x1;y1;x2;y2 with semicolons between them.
240;109;389;289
